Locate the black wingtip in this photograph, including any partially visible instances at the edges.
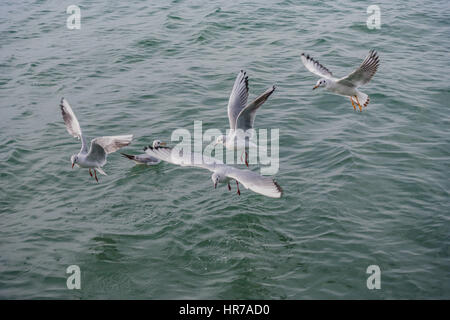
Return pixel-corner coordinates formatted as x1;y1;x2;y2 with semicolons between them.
120;153;135;160
274;180;283;196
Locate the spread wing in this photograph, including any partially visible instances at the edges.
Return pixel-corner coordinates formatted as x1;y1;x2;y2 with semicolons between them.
86;135;133;166
300;53;333;78
60;98;82;139
85;140;107;167
338;50;380;87
226;167;283;198
90;135;133;154
145;147;283;198
235;85;275;132
145;146;224;171
121;153;161;165
60;98;87;152
227;70;249;130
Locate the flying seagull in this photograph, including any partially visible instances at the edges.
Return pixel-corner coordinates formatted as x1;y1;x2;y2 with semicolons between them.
214;70;276;166
145;146;283;198
121;140;167;165
60;98;133;182
300;50;380;111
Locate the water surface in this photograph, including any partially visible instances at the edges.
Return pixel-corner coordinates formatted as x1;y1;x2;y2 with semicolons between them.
0;0;449;299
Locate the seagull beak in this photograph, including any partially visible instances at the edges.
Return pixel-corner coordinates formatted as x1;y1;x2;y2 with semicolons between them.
313;85;319;90
160;142;166;146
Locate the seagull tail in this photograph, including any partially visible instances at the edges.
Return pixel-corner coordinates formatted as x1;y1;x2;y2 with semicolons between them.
356;91;370;107
120;153;135;161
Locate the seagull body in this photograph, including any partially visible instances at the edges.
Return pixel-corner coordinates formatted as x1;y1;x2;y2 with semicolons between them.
60;98;133;182
145;146;282;198
215;70;276;166
121;140;166;165
301;50;380;111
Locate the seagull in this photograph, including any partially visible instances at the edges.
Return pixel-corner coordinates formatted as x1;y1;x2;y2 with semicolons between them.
214;70;276;166
300;50;380;111
120;140;167;165
145;146;283;198
60;98;133;182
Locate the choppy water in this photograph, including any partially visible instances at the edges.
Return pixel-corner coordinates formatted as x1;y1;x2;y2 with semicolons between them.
1;0;449;299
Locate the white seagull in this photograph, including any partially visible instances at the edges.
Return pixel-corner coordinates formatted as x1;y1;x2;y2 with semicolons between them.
301;50;380;111
60;98;133;182
120;140;167;165
145;146;283;198
214;70;276;166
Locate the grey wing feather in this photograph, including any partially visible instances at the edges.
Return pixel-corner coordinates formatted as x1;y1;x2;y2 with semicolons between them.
60;97;87;152
227;70;249;130
338;50;380;87
226;167;283;198
301;53;333;78
60;98;82;139
235;85;276;132
86;135;132;166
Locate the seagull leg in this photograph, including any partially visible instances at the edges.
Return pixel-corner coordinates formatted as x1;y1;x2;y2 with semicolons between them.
350;97;357;111
228;182;231;191
236;180;241;196
89;168;93;177
94;169;99;183
245;151;249;167
355;96;363;112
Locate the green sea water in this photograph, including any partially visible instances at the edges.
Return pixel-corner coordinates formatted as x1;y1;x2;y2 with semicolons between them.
0;0;449;299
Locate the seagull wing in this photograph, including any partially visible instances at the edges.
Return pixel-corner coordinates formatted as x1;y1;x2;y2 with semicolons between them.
235;85;276;132
146;147;283;198
227;70;249;130
60;98;87;152
90;135;133;154
145;146;223;172
85;140;107;167
300;53;333;79
226;167;283;198
86;135;133;167
121;153;160;164
338;50;380;87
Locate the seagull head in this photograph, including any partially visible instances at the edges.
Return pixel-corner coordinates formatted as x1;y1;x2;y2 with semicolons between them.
70;154;78;168
211;172;221;189
152;140;166;149
313;78;327;90
214;135;226;147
